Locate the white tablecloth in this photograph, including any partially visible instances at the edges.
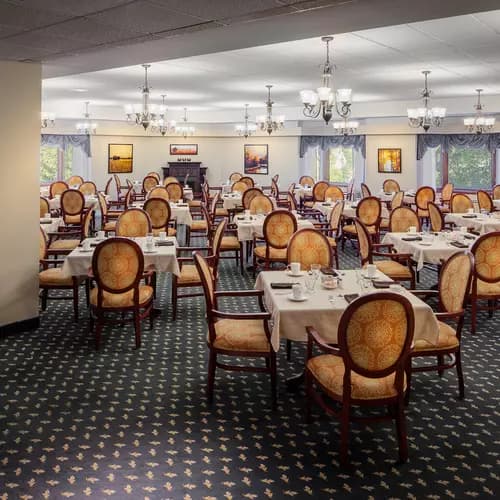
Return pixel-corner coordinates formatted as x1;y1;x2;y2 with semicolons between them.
294;187;313;202
40;217;63;234
445;213;500;235
339;202;390;220
48;195;108;211
235;216;314;242
382;232;476;271
62;237;180;277
132;203;192;226
222;193;243;210
255;269;439;351
493;199;500;209
377;191;415;206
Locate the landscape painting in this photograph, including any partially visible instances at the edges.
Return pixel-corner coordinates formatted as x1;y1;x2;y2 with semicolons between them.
378;148;401;173
244;144;268;175
108;144;133;173
170;144;198;155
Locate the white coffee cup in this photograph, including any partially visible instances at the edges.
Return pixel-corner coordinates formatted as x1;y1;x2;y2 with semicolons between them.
159;231;167;241
366;263;377;278
44;212;51;219
292;283;304;299
408;226;417;233
460;226;468;233
97;230;105;240
467;208;474;214
326;197;332;203
289;262;300;275
82;240;91;251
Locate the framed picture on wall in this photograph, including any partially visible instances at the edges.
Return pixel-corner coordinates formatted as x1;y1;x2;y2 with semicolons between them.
170;144;198;155
378;148;401;173
244;144;268;175
108;144;133;173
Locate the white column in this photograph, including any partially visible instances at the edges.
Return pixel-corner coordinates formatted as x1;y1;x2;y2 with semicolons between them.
0;61;41;329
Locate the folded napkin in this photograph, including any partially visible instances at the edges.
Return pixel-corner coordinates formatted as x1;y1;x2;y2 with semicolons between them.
384;192;393;196
320;267;338;276
270;283;295;289
449;241;468;248
463;234;476;240
321;203;332;206
372;280;394;289
40;220;52;224
78;242;98;247
462;214;477;218
176;204;188;207
402;236;422;241
344;293;360;303
156;240;174;246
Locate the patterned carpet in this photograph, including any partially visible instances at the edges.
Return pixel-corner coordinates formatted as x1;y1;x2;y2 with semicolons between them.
0;240;499;499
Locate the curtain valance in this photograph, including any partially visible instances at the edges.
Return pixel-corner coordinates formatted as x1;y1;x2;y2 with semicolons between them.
41;134;91;158
416;133;500;160
299;135;366;158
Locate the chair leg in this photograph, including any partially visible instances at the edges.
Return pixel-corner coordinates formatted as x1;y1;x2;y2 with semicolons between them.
339;404;351;467
286;339;292;361
304;370;313;424
269;353;277;410
133;308;141;348
437;354;445;377
471;299;477;334
488;299;494;318
404;360;412;406
456;349;465;399
94;319;104;350
172;282;177;321
239;244;244;274
41;289;48;311
395;399;408;463
207;351;217;404
85;279;90;307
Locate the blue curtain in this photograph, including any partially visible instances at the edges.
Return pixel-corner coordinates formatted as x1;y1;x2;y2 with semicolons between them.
299;135;366;158
417;133;500;160
41;134;91;157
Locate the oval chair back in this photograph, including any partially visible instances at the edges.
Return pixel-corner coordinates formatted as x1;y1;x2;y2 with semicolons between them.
239;176;254;188
98;192;108;217
324;185;344;201
383;179;400;193
50;181;68;198
249;195;274;215
115;208;152;237
79;181;97;196
428;202;445;232
299;175;314;187
439;252;474;314
356;196;381;229
163;176;179;186
477;190;493;212
287;229;332;270
146;172;160;182
143;175;158;194
493;184;500;200
229;172;243;182
272;174;279;183
263;210;297;250
193;251;217;321
61;189;85;225
471;231;500;286
232;180;248;193
165;182;183;202
312;181;329;202
40;197;50;218
104;177;113;196
81;207;94;240
288;191;298;211
67;175;84;187
353;218;372;266
209;219;228;276
391;191;405;210
360;182;371;198
124;186;134;209
441;183;454;204
113;174;122;198
148;186;169;201
143;198;171;232
389;207;420;233
451;194;473;213
242;187;263;209
415;186;435;217
39;226;48;260
330;201;344;232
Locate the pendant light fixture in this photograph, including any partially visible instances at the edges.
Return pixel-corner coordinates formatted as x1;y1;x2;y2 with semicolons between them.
256;85;284;135
151;95;176;136
464;89;495;134
236;104;257;138
76;101;97;135
176;107;195;138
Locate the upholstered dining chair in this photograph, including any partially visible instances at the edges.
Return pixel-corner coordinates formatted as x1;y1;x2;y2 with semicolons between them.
171;219;226;320
451;193;473;213
469;231;500;334
113;174;128;202
249;195;274;215
312;181;330;202
253;209;297;276
407;251;473;400
287;228;332;270
324;185;344;201
383;179;400;193
354;218;415;288
477;190;494;212
147;186;170;201
316;200;343;269
415;186;435;222
232;180;248;193
67;175;84;187
299;175;314;187
40;197;50;218
440;183;454;212
305;292;415;466
163;176;179;186
342;196;381;249
360;182;371;198
142;175;158;195
391;191;405;210
104;177;114;197
208;192;230;220
61;188;86;227
240;176;254;188
186;203;210;245
242;187;263;209
98;192;120;234
193;251;277;408
165;182;184;202
79;181;97;196
389;207;420;233
229;172;243;182
146;171;160;182
493;184;500;200
428;202;446;232
271;178;289;208
39;227;86;321
49;181;68;198
89;237;154;350
143;198;176;237
48;207;94;255
115;208;152;237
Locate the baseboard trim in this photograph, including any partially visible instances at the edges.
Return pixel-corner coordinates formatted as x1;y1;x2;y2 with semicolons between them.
0;316;40;337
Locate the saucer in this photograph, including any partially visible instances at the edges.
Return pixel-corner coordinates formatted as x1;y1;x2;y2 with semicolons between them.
287;293;308;302
143;249;158;254
286;270;305;277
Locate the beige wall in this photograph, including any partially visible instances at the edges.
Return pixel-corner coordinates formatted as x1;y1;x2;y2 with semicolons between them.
0;61;41;327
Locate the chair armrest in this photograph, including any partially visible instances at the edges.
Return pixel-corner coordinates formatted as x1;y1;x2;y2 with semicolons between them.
212;310;271;320
176;245;211;253
435;311;464;321
306;326;341;355
372;243;394;251
408;289;438;297
215;289;264;298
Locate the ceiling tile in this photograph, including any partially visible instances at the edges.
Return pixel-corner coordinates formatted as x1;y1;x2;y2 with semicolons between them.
5;0;131;17
0;2;69;31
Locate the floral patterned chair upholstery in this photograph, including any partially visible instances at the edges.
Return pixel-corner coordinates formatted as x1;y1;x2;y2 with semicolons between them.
115;208;152;237
232;180;248;193
415;186;435;221
477;190;494;213
428;202;446;232
407;251;473;399
40;196;50;218
439;183;454;212
89;238;154;350
342;196;381;249
249;195;274;215
324;185;344;201
383;179;400;193
186;204;210;245
48;207;94;255
242;187;263;209
305;292;415;466
142;175;159;195
493;184;500;200
193;251;277;408
60;189;85;226
67;175;84;187
165;182;184;202
162;176;179;186
78;181;97;196
143;198;176;237
312;181;330;202
49;181;68;198
229;172;243;182
146;172;160;182
470;232;500;334
240;176;255;188
389;207;420;233
147;186;170;201
287;228;332;270
451;193;473;213
360;182;371;198
299;176;314;187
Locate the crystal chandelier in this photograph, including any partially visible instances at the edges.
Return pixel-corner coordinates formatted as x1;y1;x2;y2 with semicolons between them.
464;89;495;134
300;36;353;124
407;71;446;132
125;64;163;130
256;85;284;135
333;118;359;136
176;108;195;138
151;95;176;136
41;112;56;128
76;101;97;135
235;104;257;138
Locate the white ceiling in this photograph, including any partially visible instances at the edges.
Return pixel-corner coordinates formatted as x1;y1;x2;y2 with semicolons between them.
42;9;500;123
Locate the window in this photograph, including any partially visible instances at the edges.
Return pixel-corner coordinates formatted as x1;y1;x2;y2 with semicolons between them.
447;146;493;190
40;144;74;183
328;147;354;184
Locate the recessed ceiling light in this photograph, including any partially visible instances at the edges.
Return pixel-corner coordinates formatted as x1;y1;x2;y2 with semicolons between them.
72;88;87;92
